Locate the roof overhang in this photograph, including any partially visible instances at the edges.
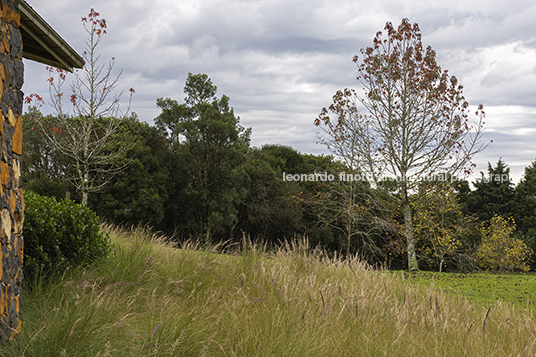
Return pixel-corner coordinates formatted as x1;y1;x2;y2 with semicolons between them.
16;0;84;72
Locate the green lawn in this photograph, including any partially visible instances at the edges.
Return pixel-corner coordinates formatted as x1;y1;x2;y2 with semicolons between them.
401;271;536;308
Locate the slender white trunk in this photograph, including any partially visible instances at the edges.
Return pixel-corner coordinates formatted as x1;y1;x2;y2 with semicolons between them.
82;171;89;206
403;201;419;271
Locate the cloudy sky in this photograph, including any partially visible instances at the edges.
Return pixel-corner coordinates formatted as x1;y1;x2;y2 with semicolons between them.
22;0;536;183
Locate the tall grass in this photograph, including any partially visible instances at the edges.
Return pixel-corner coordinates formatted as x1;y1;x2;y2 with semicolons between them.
3;224;536;356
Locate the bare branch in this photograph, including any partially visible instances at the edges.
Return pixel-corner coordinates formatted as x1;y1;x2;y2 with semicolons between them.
38;8;135;205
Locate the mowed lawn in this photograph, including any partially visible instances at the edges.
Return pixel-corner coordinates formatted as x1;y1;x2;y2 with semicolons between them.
402;271;536;308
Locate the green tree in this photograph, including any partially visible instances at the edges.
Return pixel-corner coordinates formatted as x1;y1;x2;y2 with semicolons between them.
512;160;536;269
316;19;487;270
155;73;219;146
255;144;312;175
156;73;251;240
465;159;514;221
513;160;536;231
88;115;170;228
237;145;305;241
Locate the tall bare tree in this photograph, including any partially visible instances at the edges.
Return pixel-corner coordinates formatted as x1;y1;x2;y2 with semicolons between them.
38;9;134;205
316;18;488;270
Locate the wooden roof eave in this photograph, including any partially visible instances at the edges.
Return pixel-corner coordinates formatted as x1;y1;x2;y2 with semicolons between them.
17;0;84;72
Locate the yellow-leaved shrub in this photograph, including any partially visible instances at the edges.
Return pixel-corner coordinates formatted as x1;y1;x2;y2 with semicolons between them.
476;215;533;272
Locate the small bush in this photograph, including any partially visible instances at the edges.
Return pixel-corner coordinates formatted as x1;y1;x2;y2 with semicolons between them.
23;190;108;280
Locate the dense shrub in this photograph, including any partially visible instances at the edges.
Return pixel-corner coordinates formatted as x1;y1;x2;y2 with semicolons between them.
475;215;533;272
23;190;109;279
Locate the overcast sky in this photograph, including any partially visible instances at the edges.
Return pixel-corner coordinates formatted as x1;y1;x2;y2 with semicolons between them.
22;0;536;183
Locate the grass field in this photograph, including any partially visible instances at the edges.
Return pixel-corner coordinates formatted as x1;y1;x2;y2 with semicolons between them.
402;270;536;308
2;225;536;356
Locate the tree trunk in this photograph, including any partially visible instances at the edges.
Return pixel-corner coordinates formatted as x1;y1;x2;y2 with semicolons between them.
82;171;89;206
403;201;419;271
82;190;88;206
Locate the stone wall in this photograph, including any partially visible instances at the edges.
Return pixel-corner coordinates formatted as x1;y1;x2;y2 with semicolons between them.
0;0;24;342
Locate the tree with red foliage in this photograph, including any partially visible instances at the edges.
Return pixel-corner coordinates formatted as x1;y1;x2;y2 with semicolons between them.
316;19;488;270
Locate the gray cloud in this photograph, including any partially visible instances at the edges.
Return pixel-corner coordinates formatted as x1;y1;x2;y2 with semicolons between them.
22;0;536;182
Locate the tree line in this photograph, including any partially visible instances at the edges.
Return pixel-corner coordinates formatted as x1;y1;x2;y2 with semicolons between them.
21;72;536;272
21;14;536;272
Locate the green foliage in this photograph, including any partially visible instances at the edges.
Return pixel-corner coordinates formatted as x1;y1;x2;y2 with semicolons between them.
412;182;474;272
156;73;251;240
22;108;73;200
257;144;312;174
238;145;305;241
513;160;536;269
465;159;514;221
514;161;536;226
88;115;170;228
23;190;109;280
475;215;532;272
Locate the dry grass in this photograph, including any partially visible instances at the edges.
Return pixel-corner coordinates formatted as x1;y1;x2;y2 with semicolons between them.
3;224;536;356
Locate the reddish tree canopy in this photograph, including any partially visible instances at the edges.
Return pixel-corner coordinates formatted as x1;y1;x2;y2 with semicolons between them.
316;18;488;270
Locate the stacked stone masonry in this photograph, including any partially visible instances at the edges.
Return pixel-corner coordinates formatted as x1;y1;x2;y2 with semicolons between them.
0;0;24;342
